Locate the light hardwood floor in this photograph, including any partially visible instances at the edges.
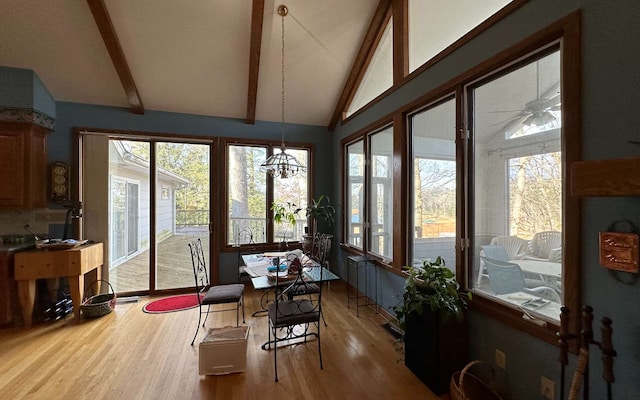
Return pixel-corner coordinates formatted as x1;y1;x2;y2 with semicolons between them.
0;280;448;400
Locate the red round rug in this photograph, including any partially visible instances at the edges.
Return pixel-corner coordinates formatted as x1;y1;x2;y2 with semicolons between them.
143;294;202;314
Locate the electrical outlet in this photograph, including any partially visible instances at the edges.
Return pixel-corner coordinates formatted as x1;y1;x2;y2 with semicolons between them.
495;349;506;369
541;376;555;399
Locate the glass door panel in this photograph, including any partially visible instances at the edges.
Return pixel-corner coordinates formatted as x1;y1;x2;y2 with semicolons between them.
108;141;150;293
156;142;210;290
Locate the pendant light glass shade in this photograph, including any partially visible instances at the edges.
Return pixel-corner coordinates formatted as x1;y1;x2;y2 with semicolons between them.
260;5;306;179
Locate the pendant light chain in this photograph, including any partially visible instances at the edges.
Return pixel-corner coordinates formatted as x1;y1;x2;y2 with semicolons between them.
281;8;286;149
259;4;306;179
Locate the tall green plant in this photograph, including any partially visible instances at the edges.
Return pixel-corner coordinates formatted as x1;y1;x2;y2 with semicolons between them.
392;256;471;331
305;194;335;233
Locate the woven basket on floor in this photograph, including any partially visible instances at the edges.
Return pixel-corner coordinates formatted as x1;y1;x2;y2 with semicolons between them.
81;280;117;318
450;360;503;400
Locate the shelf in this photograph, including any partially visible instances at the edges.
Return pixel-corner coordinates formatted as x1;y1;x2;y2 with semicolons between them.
570;157;640;196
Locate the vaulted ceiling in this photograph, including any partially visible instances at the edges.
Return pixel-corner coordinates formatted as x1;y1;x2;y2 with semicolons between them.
0;0;381;127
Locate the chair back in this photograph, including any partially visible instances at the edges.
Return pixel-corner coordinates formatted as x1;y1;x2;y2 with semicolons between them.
272;256;323;321
529;231;562;259
489;235;529;260
480;245;509;262
308;233;331;267
189;238;209;300
482;257;527;294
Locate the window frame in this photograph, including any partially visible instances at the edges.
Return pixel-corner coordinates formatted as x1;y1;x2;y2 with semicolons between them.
221;138;314;252
341;121;396;267
460;17;581;342
407;94;459;269
339;11;581;343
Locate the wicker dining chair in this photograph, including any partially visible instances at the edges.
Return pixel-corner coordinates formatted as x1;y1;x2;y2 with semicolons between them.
189;238;245;345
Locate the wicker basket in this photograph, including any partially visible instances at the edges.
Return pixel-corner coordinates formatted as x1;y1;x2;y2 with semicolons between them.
450;360;503;400
81;280;117;318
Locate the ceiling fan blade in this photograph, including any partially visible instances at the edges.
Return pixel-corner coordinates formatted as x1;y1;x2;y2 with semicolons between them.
490;112;530;127
502;114;530;136
487;110;526;114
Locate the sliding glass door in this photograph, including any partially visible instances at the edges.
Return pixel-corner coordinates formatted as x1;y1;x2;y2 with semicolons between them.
83;135;212;295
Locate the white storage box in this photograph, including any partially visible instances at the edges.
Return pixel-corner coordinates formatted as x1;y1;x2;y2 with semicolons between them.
199;325;250;375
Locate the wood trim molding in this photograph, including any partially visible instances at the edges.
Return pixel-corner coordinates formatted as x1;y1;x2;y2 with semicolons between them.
392;0;408;84
246;0;265;125
328;0;392;131
392;113;407;268
571;157;640;196
87;0;144;115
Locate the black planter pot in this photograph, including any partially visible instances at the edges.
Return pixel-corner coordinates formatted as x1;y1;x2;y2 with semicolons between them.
403;309;468;395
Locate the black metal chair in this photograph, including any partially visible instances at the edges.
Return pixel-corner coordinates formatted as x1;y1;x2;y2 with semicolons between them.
292;233;332;325
266;259;324;381
189;238;245;345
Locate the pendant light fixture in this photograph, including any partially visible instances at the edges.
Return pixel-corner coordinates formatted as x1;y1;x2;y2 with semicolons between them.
260;4;306;179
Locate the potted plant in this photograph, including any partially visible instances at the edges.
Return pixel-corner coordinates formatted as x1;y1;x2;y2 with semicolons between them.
302;195;336;254
391;256;471;395
271;201;301;250
305;194;336;235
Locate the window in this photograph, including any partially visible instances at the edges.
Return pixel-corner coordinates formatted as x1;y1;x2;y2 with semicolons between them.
369;127;394;259
408;0;512;72
468;48;563;323
346;140;365;249
409;97;457;269
344;125;394;261
346;19;393;118
226;142;309;246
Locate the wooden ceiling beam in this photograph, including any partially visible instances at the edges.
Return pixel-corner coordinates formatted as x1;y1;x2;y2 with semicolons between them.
87;0;144;114
327;0;391;131
246;0;265;125
392;0;408;84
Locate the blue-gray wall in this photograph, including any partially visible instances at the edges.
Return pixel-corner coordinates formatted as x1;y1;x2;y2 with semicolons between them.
332;0;640;399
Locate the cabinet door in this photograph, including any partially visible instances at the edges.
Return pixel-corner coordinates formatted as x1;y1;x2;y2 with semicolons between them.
0;122;49;208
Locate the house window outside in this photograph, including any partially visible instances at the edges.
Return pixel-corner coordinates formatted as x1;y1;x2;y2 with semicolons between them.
409;97;457;269
227;143;310;246
468;48;563;322
161;186;170;200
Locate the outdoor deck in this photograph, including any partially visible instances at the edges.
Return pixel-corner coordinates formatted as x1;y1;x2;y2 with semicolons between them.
109;233;210;293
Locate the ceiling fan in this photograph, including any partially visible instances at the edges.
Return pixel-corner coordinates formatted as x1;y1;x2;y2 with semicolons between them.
491;61;561;135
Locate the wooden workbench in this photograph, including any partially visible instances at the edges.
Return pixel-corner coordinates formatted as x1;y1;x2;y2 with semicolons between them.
14;242;103;326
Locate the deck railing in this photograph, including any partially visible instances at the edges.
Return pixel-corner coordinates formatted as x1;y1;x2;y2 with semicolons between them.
176;211;306;245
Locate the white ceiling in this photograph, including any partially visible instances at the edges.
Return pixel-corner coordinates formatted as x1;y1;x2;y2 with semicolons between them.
0;0;378;126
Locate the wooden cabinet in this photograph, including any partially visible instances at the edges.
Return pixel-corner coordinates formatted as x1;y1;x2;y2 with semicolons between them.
0;121;50;208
